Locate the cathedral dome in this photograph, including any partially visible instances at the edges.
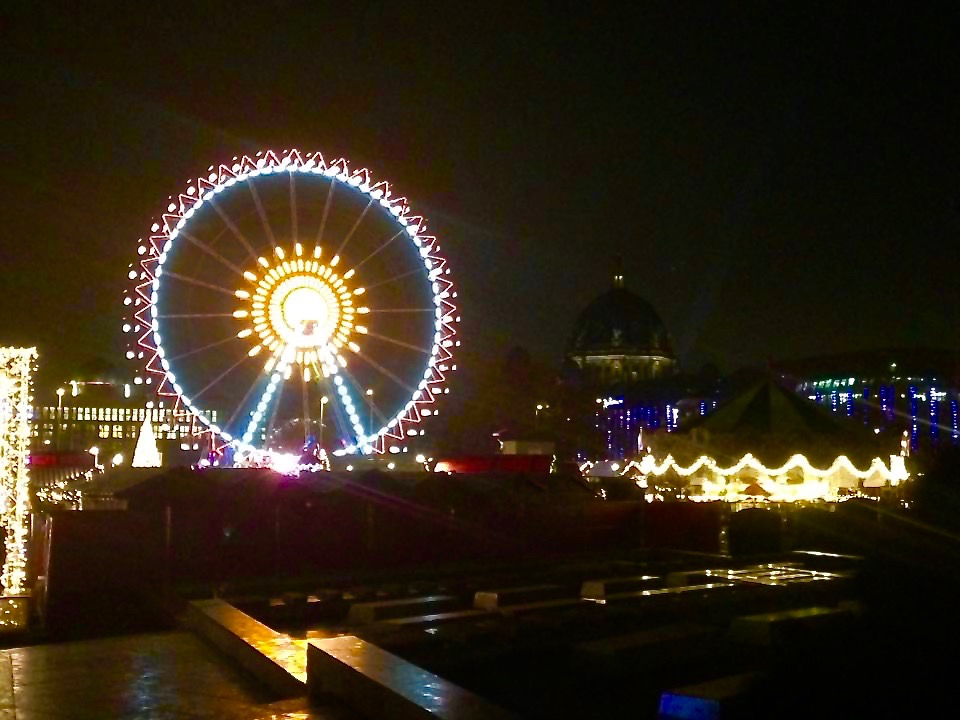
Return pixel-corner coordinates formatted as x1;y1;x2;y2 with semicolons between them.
566;266;676;385
568;285;674;359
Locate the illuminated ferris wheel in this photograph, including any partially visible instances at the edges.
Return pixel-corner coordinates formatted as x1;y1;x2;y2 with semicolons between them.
124;149;458;459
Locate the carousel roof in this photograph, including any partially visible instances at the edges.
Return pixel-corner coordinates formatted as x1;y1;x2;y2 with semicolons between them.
653;376;891;466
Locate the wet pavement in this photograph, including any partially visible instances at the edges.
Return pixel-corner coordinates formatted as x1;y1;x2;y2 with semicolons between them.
0;632;340;719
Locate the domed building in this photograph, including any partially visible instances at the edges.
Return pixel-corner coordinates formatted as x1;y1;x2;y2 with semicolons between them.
566;269;677;387
557;264;714;460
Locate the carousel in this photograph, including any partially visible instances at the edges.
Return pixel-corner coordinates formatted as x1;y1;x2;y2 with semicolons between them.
617;376;909;503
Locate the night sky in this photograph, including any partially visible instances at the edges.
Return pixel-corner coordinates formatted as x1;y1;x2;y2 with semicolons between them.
4;3;959;399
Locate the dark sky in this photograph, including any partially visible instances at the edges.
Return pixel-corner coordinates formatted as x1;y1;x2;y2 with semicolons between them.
4;2;960;394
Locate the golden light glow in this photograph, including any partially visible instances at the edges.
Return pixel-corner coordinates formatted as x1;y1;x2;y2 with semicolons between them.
626;452;908;482
0;347;36;602
233;246;362;370
612;451;911;504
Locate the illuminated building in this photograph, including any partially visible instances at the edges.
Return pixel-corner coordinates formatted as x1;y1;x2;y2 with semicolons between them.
777;348;960;452
33;379;218;463
562;263;717;460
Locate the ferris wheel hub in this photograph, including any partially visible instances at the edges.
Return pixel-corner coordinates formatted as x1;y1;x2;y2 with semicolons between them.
239;247;362;368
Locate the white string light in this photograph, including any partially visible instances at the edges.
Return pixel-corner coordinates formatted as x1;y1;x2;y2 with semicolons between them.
624;452;910;483
580;450;910;504
0;347;36;602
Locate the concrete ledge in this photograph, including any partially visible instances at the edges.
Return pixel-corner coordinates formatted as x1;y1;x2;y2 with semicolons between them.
347;595;462;625
659;672;761;719
729;605;852;646
495;597;584;616
308;636;516;719
580;575;661;600
184;599;306;697
474;584;574;610
386;609;497;626
598;582;736;605
576;624;717;671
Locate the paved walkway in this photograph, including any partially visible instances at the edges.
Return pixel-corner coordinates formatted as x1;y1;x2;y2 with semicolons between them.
0;632;341;719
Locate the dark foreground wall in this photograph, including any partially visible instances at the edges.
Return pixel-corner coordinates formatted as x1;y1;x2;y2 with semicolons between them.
31;469;730;631
32;510;166;636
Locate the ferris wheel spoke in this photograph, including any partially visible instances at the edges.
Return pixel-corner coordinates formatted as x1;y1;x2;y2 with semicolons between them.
179;229;245;275
334;197;374;257
224;365;272;432
352;348;417;394
326;370;371;446
263;372;287;446
364;308;437;314
314;179;336;245
189;353;251;402
348;228;405;273
362;266;426;291
168;334;239;361
247;181;278;250
336;366;385;435
289;173;298;242
325;387;352;447
160;270;238;297
362;330;431;354
300;369;310;444
156;312;237;319
206;196;259;262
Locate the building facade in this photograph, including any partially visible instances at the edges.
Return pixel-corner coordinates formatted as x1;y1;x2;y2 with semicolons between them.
778;349;960;453
34;380;218;463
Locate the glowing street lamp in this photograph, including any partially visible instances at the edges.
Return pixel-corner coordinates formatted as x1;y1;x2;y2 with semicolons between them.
365;389;374;434
56;388;65;449
319;396;329;449
89;446;101;471
535;403;549;426
111;453;124;467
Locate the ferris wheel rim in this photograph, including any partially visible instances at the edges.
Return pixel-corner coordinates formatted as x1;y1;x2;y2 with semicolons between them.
130;149;457;456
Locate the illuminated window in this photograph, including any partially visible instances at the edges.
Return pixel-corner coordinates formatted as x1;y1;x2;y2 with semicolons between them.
99;424;110;439
112;425;122;438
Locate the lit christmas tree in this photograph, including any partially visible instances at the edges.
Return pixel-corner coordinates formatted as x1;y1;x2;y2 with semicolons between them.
132;416;162;468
